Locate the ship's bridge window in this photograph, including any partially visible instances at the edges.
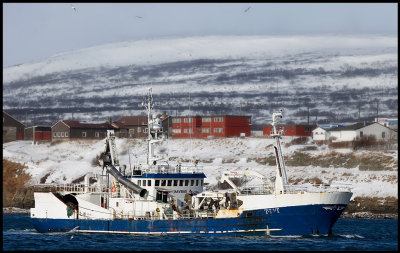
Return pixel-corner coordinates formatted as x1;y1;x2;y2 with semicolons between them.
201;180;203;186
167;180;172;186
138;180;141;186
147;180;151;186
196;180;199;186
179;180;184;186
155;180;160;186
185;180;189;186
174;180;178;186
191;180;194;186
143;180;147;187
161;180;166;186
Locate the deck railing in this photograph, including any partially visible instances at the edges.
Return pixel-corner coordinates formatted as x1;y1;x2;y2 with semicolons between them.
237;182;352;195
33;183;105;193
141;164;204;174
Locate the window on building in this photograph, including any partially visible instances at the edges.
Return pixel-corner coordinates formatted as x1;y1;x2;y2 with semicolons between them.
360;131;363;137
61;132;64;137
95;132;99;137
172;129;181;134
82;132;87;137
144;128;148;133
137;127;141;133
202;128;210;133
172;118;181;123
184;128;193;134
382;132;386;139
65;132;68;137
203;117;211;122
53;132;57;137
129;129;135;134
184;118;193;123
214;128;223;133
214;117;223;122
185;180;189;186
155;180;160;186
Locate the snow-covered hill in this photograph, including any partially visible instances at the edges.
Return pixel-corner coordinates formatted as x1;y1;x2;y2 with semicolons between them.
3;136;397;200
3;35;398;128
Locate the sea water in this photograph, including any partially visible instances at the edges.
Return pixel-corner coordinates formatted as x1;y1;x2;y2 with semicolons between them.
2;214;398;251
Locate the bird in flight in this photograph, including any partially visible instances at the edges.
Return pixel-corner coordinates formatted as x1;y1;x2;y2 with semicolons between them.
71;4;77;12
244;6;251;12
136;16;143;19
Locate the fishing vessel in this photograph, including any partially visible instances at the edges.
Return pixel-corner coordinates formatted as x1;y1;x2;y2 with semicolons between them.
31;88;352;236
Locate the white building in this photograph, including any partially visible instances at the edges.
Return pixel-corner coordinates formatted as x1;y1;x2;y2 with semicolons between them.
312;127;330;142
328;122;397;143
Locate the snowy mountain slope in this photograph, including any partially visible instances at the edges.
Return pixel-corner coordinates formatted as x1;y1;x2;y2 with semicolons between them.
2;137;397;199
3;35;398;128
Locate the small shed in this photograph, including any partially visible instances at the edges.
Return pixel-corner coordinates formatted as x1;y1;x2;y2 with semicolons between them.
25;126;52;142
312;127;330;142
3;111;26;143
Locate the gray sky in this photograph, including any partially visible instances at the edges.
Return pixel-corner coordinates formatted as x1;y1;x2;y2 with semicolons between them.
3;3;398;67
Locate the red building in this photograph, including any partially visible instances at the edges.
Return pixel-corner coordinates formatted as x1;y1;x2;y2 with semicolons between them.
171;116;202;138
172;115;251;139
263;125;316;137
25;126;52;142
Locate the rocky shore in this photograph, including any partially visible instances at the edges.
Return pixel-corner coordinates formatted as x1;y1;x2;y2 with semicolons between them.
341;211;398;220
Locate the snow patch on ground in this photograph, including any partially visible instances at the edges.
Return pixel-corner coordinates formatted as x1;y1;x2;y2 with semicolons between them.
2;136;397;200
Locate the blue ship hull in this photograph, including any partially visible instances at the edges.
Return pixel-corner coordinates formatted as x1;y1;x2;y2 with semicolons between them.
31;204;346;236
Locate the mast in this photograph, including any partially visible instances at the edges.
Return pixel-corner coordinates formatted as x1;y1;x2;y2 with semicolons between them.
271;110;288;194
143;88;163;167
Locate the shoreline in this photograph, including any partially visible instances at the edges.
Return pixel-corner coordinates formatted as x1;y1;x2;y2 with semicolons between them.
3;207;397;220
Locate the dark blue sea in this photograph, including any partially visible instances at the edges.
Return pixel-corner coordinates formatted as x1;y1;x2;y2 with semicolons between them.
2;214;398;251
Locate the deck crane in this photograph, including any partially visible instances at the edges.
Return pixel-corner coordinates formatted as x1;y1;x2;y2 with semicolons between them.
98;130;148;198
219;169;274;194
271;110;289;194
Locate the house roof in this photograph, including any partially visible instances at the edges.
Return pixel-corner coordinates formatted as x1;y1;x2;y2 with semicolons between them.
172;115;251;119
25;126;51;131
3;111;26;127
61;120;113;129
116;116;148;126
264;124;317;128
329;122;374;131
